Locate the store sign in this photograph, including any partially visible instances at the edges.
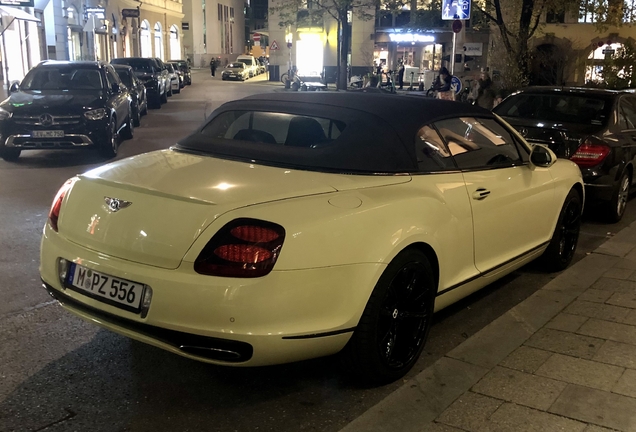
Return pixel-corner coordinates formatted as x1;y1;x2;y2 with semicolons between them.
442;0;471;20
388;34;435;43
122;8;139;18
463;42;483;56
0;0;34;7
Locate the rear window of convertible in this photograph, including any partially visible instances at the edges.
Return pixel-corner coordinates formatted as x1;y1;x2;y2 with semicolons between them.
200;110;347;148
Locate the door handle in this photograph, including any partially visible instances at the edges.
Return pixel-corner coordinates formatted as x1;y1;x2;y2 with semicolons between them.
472;188;491;200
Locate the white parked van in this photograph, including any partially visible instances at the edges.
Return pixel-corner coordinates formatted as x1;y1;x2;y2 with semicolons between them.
235;55;258;78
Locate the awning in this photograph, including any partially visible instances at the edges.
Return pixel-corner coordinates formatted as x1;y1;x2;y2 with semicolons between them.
0;6;40;23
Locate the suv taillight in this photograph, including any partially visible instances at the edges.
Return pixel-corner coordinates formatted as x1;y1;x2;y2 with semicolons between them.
570;138;611;168
48;178;78;232
194;218;286;278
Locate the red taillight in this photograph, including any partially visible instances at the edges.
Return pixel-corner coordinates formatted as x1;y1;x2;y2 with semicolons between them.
570;139;611;168
48;178;78;232
194;218;285;278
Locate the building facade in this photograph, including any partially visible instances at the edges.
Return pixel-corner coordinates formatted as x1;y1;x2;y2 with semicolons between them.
181;0;245;68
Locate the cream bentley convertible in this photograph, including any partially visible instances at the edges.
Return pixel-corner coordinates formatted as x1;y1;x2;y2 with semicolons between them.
40;93;584;384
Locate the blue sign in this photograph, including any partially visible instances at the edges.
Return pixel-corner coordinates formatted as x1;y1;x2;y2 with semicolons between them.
450;76;462;94
442;0;471;20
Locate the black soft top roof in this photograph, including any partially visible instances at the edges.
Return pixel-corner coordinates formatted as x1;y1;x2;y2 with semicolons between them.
176;92;496;174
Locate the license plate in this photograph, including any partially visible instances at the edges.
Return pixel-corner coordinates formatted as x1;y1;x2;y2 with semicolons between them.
66;263;145;312
32;130;64;138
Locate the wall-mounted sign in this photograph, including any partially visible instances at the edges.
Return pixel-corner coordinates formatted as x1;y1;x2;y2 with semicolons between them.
463;42;483;56
181;22;189;30
442;0;471;20
0;0;34;7
388;33;435;43
122;8;139;18
270;40;279;50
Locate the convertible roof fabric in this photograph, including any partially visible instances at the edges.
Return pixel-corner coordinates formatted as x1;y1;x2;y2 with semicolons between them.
176;92;497;174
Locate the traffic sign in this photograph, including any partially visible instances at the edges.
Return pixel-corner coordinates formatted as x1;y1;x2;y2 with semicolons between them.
253;33;260;41
270;40;279;50
450;76;462;94
452;19;462;33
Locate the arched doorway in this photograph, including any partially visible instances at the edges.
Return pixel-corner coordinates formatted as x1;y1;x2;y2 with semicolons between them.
154;22;164;60
140;20;151;57
170;25;180;60
586;42;626;85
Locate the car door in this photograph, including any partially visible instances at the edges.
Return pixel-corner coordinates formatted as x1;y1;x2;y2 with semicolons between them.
412;125;478;291
434;116;556;273
616;96;636;186
104;65;128;128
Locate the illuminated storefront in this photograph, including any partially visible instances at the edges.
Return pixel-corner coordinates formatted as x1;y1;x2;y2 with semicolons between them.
0;7;41;89
375;30;443;73
295;32;322;78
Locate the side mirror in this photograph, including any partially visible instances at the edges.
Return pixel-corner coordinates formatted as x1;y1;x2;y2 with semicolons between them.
111;82;121;94
9;82;19;93
530;144;557;168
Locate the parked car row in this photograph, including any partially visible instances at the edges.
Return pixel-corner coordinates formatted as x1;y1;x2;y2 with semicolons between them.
0;58;192;162
493;87;636;222
221;55;267;81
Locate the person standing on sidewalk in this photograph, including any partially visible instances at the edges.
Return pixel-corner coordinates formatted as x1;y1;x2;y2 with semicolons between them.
397;61;405;90
210;59;216;77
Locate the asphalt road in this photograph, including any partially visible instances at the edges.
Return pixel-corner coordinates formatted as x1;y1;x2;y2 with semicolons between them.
1;70;634;432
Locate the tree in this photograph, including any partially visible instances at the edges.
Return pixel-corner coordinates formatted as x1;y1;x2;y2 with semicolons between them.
271;0;378;90
474;0;577;87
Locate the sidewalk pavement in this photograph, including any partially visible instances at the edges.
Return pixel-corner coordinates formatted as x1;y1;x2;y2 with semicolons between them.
340;221;636;432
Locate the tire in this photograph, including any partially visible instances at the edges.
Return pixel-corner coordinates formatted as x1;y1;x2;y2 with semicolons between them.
160;90;168;104
607;170;631;223
167;86;173;97
426;88;435;98
0;147;21;161
99;120;119;158
141;99;148;116
540;188;582;272
132;103;141;127
122;111;134;140
280;73;289;84
174;86;181;94
341;249;436;385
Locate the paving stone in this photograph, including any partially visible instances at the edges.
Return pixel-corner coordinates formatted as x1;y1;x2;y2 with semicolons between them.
621;309;636;326
447;291;568;369
545;313;589;332
499;346;553;374
603;267;635;280
535;353;624;391
578;289;614;304
615;256;636;270
564;300;631;323
525;328;604;359
417;423;466;432
590;278;636;294
436;391;503;431
485;402;586;432
543;254;617;297
578;318;636;346
550;384;636;431
593;340;636;369
471;366;567;410
612;369;636;398
582;427;621;432
606;291;636;309
339;357;488;432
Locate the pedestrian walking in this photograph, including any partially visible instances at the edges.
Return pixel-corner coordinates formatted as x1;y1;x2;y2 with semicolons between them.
210;59;216;77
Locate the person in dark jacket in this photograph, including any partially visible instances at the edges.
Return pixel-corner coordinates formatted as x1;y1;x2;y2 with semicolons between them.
210;59;216;77
397;61;405;89
476;71;496;109
434;67;454;100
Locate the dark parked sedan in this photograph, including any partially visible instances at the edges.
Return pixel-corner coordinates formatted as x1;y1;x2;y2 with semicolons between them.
113;64;148;127
0;61;133;161
111;57;168;107
172;60;192;85
494;87;636;221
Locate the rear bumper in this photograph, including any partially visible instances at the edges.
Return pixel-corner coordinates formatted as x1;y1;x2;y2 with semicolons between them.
40;226;382;366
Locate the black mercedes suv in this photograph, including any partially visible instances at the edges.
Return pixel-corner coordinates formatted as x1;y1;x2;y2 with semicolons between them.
111;57;169;107
0;61;134;161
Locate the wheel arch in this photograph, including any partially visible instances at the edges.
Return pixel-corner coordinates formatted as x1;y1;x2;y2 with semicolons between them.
397;242;440;293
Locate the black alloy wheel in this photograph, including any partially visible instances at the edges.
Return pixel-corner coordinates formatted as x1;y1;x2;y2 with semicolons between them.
132;102;141;127
141;97;148;115
99;120;119;158
608;171;631;223
540;188;582;271
167;85;173;97
342;249;435;384
0;146;21;161
160;89;168;104
122;109;134;140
